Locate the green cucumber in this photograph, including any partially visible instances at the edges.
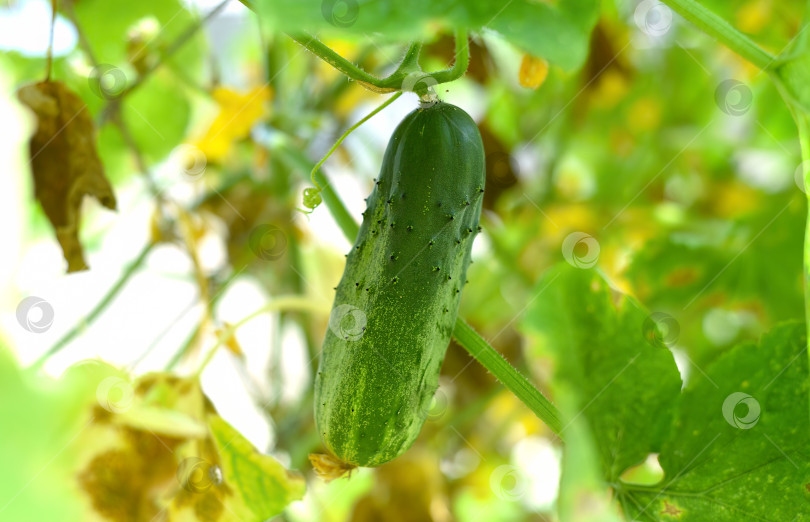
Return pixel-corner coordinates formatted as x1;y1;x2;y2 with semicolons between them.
312;101;485;474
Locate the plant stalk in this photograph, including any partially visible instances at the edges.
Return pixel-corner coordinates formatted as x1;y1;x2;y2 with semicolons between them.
660;0;774;70
33;242;155;368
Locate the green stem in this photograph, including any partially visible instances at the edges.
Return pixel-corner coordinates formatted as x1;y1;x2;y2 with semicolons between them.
395;42;423;74
33;242;155;368
660;0;774;69
313;170;360;241
429;28;470;85
797;113;810;400
289;29;468;93
236;0;469;95
166;319;204;371
309;92;403;190
452;318;563;437
287;33;401;92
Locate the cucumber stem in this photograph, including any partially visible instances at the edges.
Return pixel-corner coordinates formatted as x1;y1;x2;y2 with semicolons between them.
286;29;469;93
235;0;470;95
427;28;470;86
795;112;810;420
287;33;401;92
395;42;423;75
453;318;563;438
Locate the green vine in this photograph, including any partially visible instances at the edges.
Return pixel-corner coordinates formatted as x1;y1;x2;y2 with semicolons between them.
287;29;469;97
301;91;404;213
453;319;563;437
32;242;156;369
660;0;774;69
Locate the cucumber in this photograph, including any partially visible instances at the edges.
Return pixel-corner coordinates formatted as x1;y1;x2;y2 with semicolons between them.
312;101;485;474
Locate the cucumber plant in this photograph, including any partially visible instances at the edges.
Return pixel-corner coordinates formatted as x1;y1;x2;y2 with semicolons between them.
24;0;810;519
311;101;485;476
273;0;810;517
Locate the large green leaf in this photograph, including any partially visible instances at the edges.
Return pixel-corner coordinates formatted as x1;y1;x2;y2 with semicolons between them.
257;0;600;70
120;73;192;164
69;0;204;77
486;0;600;72
0;354;123;522
208;414;306;521
774;51;810;113
68;0;203;167
523;264;683;482
618;322;810;521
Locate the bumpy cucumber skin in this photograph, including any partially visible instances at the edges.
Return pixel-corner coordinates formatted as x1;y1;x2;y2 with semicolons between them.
315;101;485;467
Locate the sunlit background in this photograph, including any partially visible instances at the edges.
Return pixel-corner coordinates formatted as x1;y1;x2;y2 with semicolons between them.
2;0;808;520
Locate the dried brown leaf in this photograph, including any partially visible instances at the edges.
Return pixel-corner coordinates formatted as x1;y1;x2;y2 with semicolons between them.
17;81;116;272
308;452;356;482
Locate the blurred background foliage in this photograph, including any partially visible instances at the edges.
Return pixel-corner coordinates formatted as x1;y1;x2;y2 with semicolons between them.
1;0;808;520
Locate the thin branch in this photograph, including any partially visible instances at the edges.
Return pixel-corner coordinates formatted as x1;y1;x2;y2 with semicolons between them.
164;268;241;370
194;296;327;376
45;0;57;81
33;242;155;367
308;92;403;190
109;111;164;199
99;0;231;124
287;33;401;92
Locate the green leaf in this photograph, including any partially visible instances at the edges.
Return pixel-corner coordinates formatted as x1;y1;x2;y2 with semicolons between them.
486;0;600;71
557;416;624;522
618;322;810;521
257;0;599;70
522;264;682;481
68;0;202;166
68;0;204;77
208;414;306;521
774;51;810;113
121;73;192;163
626;197;805;341
0;355;124;522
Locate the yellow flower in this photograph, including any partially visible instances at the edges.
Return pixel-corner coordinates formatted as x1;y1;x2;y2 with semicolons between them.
195;86;271;163
519;54;549;89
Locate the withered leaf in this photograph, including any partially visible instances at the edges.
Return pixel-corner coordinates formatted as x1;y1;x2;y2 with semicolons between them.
67;365;306;521
17;80;116;273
